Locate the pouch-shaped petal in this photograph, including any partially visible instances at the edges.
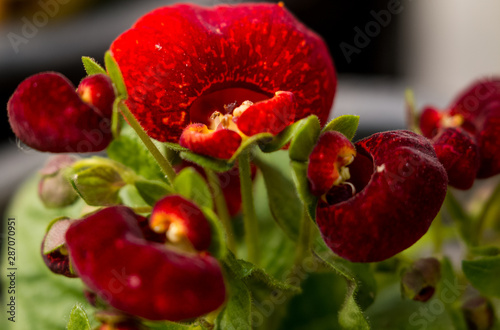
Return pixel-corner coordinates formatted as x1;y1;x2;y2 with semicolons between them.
316;131;448;262
65;206;226;321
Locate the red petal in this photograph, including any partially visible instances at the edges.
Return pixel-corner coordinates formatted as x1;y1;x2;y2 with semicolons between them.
307;131;356;196
78;74;116;119
432;128;479;189
8;72;113;153
179;123;241;160
419;106;443;138
317;131;448;262
110;3;336;142
65;206;226;321
235;91;296;136
150;195;212;251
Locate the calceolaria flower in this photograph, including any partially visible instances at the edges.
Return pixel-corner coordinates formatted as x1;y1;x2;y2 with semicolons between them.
8;73;115;153
310;130;448;262
110;3;336;158
419;78;500;189
65;201;226;321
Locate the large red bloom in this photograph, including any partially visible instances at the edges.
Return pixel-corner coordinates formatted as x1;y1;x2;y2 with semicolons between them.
110;3;336;143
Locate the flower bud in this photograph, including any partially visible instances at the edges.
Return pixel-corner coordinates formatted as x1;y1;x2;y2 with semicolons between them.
401;258;441;302
41;217;77;278
38;155;79;208
462;296;495;330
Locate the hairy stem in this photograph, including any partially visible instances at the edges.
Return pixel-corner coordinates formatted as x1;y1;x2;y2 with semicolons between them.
118;101;176;185
205;168;237;254
239;151;259;264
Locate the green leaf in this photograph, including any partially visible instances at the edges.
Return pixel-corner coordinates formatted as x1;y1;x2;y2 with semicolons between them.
290;161;318;221
440;258;468;330
82;56;106;76
258;119;303;153
313;251;371;330
321;115;360;140
288;115;321;162
104;51;128;98
119;184;149;209
164;142;189;152
144;321;202;330
253;155;302;241
67;304;91;330
69;164;125;206
215;265;253;330
468;246;500;257
107;126;165;181
463;256;500;297
134;179;173;206
201;207;228;260
1;176;87;330
174;168;214;210
228;133;273;163
180;151;234;173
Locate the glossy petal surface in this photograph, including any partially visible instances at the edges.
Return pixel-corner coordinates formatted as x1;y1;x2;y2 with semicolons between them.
110;3;336;142
66;206;226;321
317;131;448;262
235;91;296;136
8;73;114;153
179;123;242;160
432;128;479;190
150;195;212;251
307;131;356;196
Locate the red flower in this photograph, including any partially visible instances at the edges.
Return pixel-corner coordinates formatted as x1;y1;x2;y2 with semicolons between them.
110;3;336;144
65;205;226;321
314;131;448;262
420;79;500;187
8;73;115;153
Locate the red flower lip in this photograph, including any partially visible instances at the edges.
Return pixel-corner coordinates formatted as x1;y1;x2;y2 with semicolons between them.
420;78;500;182
307;131;357;196
110;3;336;143
65;206;226;321
150;195;212;251
316;130;448;262
8;73;115;153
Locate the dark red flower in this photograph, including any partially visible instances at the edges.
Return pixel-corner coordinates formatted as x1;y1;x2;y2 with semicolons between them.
315;130;448;262
110;3;336;143
65;206;226;321
8;73;115;153
420;78;500;184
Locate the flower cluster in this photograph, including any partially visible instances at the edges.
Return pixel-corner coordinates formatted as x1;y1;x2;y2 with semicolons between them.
5;2;500;329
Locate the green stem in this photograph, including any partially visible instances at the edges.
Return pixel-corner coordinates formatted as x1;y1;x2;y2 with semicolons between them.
239;151;259;264
474;182;500;245
111;98;121;138
205;168;237;254
293;207;312;268
118;102;176;185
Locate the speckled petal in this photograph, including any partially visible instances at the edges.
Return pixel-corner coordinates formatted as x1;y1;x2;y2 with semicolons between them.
179;123;242;160
110;3;336;142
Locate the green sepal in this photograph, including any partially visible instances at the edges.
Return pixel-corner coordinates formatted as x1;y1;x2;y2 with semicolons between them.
134;179;173;206
253;155;301;241
164;142;189;152
288;115;321;162
313;251;371;330
68;162;127;206
104;51;128;99
290;161;318;221
81;56;106;76
228;133;273;163
144;321;202;330
180;151;235;173
201;207;228;261
67;304;91;330
258;119;305;153
321;115;360;141
174;167;214;210
463;256;500;297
